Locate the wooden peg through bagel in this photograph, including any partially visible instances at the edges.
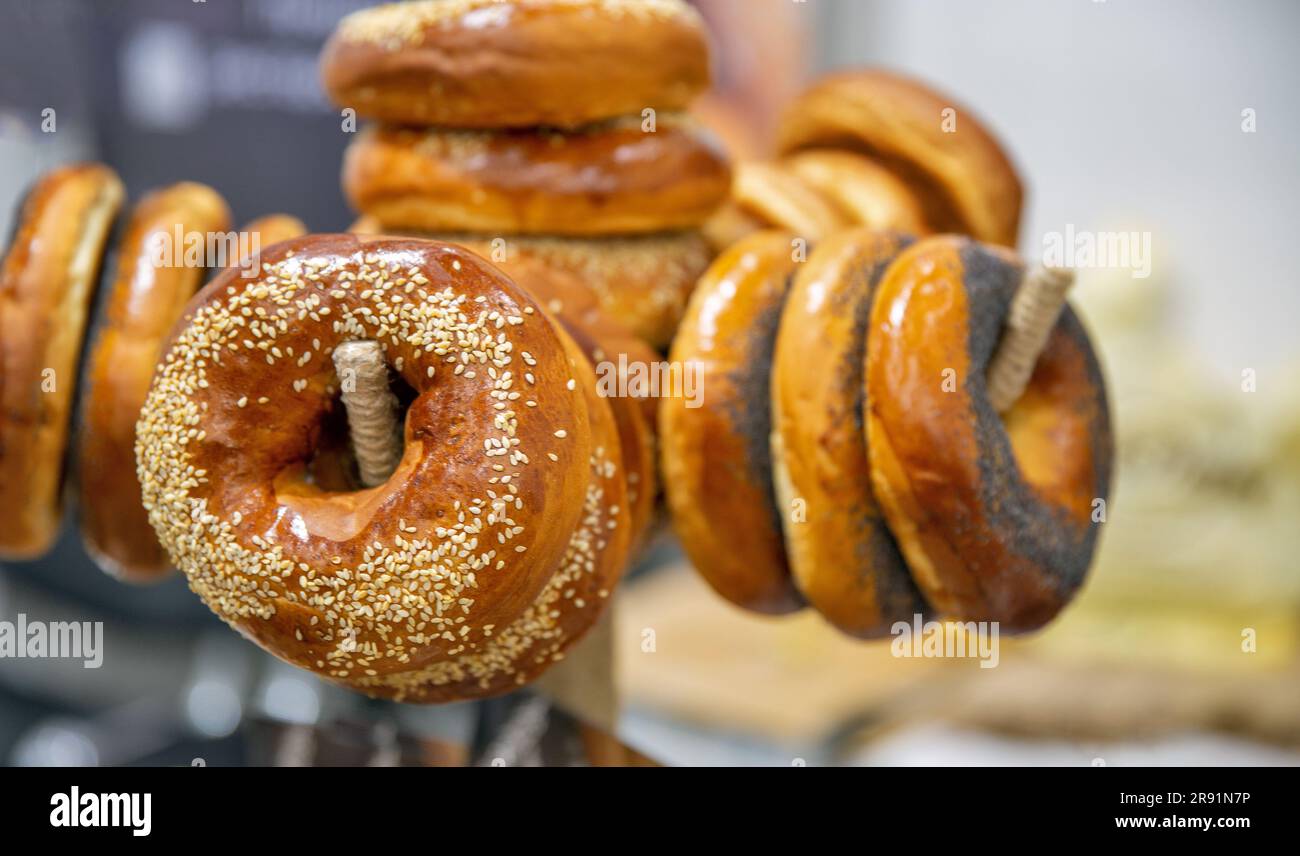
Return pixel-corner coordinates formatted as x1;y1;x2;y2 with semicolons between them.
867;237;1109;629
135;234;634;700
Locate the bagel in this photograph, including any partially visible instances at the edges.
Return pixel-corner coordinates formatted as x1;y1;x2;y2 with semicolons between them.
770;229;927;637
782;150;928;235
776;69;1023;246
488;255;658;547
342;118;730;236
135;234;635;699
351;217;711;350
0;163;123;560
320;0;711;129
660;230;803;614
78;182;232;581
866;235;1112;630
390;320;631;701
703;154;930;253
728;161;850;242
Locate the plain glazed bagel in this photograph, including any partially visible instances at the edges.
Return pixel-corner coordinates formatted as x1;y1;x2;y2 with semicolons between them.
78;182;232;582
342;118;730;236
660;230;804;614
0;163;123;560
320;0;711;129
776;69;1024;246
351;217;711;350
135;234;630;699
866;235;1113;630
782;150;928;235
770;229;927;637
702;154;929;253
728;161;849;242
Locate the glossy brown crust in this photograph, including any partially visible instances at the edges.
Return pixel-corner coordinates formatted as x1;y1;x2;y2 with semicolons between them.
703;153;930;254
343;119;731;236
492;255;658;546
0;163;123;560
136;235;597;698
661;231;803;614
351;218;711;350
730;161;849;241
770;229;927;637
369;324;631;701
782;150;929;234
320;0;710;129
78;182;232;582
701;198;766;254
866;236;1112;631
777;70;1024;246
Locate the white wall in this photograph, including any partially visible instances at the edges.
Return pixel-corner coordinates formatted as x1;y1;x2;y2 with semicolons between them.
813;0;1300;376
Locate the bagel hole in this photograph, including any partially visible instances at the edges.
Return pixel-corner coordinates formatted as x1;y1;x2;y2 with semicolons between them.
299;360;418;492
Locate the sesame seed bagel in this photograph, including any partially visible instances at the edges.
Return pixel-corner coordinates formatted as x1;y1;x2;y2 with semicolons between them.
342;118;731;236
660;230;803;614
78;182;232;582
495;256;657;545
380;322;631;701
320;0;711;129
866;235;1113;631
136;234;603;698
770;229;928;637
352;217;711;350
0;163;123;560
777;70;1024;246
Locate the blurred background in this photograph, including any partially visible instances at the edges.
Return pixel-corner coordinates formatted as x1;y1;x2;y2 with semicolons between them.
0;0;1297;766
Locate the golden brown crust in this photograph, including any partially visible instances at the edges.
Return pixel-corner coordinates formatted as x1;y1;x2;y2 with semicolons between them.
343;119;730;236
367;323;631;701
0;163;123;560
136;234;603;698
700;198;766;254
866;236;1112;631
321;0;711;129
782;150;929;234
660;230;803;614
489;255;658;547
770;229;927;637
702;154;929;254
78;182;232;582
350;218;711;350
777;69;1024;246
730;161;849;241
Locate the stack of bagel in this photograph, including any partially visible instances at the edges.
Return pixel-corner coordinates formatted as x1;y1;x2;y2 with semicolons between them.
704;70;1023;251
323;0;733;350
